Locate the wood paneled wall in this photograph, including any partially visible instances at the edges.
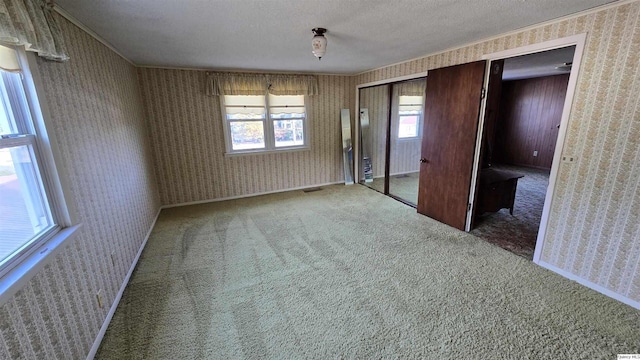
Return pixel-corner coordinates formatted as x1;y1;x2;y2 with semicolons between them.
494;74;570;169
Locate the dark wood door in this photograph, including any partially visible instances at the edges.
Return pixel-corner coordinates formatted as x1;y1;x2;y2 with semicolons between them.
417;61;487;230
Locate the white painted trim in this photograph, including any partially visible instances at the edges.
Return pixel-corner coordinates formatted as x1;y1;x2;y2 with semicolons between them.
467;34;587;264
161;181;344;209
0;48;86;304
537;260;640;310
354;0;636;76
533;35;586;263
481;33;586;61
224;146;311;157
0;224;82;305
465;60;491;232
23;50;78;226
52;5;134;66
53;0;634;77
389;170;420;177
356;71;430;88
220;94;311;156
138;64;352;77
86;208;162;360
370;170;420;180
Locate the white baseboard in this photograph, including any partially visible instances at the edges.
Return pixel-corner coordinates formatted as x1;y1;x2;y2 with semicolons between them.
372;171;419;179
86;207;162;360
536;260;640;310
161;181;344;209
390;170;419;177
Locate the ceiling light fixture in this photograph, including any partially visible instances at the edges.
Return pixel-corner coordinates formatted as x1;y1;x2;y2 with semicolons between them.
555;62;573;71
311;28;327;60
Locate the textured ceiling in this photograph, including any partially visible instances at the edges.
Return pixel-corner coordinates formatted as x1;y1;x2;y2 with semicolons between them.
55;0;616;74
503;46;576;80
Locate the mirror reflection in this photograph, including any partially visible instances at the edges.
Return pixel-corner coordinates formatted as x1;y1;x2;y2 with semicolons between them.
358;78;426;206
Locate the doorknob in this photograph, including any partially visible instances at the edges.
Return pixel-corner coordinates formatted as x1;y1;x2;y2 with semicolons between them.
420;158;429;163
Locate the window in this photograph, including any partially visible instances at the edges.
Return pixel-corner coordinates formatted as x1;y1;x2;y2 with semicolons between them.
0;45;60;278
398;95;423;139
222;94;308;153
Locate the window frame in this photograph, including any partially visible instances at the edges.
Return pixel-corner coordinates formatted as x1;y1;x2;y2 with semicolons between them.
0;135;58;264
0;46;78;302
396;95;424;140
220;93;310;155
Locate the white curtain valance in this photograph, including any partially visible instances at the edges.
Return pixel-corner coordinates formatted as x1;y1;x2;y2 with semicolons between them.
397;79;426;97
0;44;20;71
267;74;318;96
0;0;69;62
206;72;318;96
206;73;268;96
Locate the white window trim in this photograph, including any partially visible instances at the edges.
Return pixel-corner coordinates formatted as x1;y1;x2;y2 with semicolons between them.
396;114;423;141
21;48;76;226
0;48;80;305
395;96;424;141
220;94;310;155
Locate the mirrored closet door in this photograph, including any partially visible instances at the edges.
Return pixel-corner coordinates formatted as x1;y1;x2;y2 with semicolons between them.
358;77;426;206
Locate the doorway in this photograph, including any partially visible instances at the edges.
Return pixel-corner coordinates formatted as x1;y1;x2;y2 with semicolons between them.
352;34;586;263
468;34;586;263
470;46;575;259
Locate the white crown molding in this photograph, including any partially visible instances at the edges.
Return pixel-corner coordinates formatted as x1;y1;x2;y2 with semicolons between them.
355;0;634;76
53;4;135;66
136;63;354;77
53;0;634;75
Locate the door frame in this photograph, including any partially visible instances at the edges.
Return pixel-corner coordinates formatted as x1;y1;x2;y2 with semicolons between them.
466;33;587;264
354;71;430;186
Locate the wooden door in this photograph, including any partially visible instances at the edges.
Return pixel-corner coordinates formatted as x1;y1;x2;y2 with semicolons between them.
417;61;486;230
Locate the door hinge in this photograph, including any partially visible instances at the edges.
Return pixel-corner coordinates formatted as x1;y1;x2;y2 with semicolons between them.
480;87;486;99
468;203;472;211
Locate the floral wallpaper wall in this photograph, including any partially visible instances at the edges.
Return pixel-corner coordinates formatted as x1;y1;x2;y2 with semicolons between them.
356;2;640;305
138;68;356;206
0;2;638;359
0;14;160;359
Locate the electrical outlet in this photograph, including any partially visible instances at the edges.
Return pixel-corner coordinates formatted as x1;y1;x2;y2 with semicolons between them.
96;290;104;308
562;156;576;163
533;150;538;157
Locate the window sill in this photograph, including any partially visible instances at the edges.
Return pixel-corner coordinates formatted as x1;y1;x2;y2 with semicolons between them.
396;137;422;142
225;146;310;157
0;223;82;305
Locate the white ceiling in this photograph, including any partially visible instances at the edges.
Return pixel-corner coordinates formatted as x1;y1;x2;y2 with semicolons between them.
502;45;576;80
55;0;616;74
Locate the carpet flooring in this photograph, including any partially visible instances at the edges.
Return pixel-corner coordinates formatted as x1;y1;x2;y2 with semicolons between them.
96;184;640;359
471;165;550;260
365;172;420;205
365;165;548;259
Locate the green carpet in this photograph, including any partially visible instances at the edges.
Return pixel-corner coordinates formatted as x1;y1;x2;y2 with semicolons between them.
96;184;640;359
365;172;420;205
